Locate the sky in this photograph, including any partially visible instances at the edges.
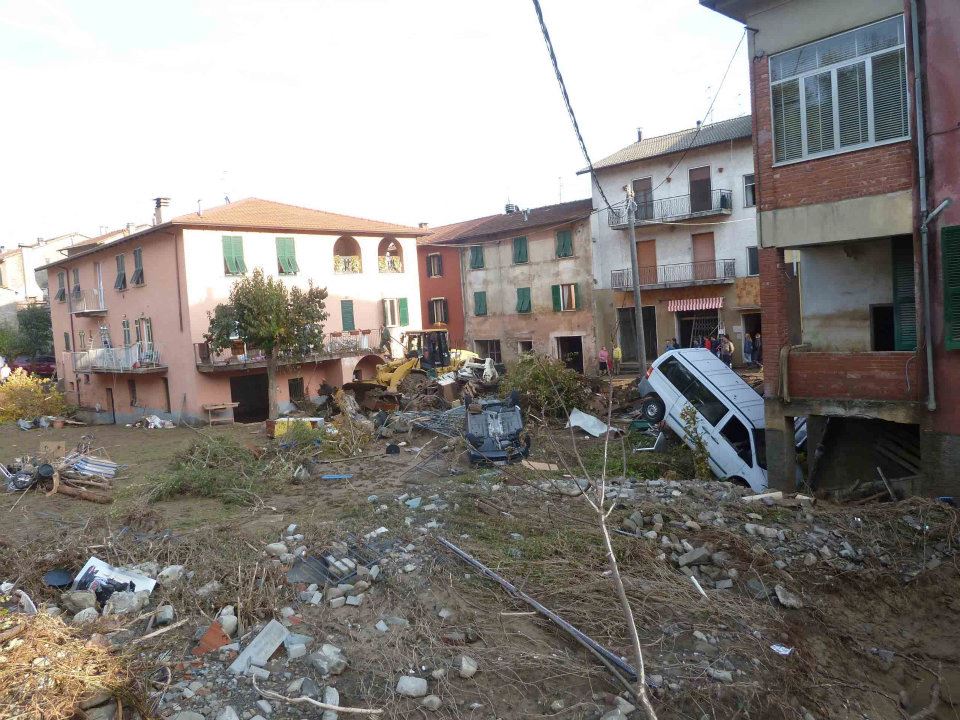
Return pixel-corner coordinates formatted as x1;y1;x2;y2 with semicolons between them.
0;0;748;245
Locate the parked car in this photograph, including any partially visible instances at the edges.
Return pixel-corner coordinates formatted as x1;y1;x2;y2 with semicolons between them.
10;354;57;377
636;348;768;491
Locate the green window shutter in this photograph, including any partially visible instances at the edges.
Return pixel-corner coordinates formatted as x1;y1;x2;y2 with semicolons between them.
474;291;487;316
891;237;917;351
428;300;436;324
341;299;355;331
513;237;528;263
516;287;532;313
556;230;573;258
551;284;561;311
436;254;443;276
234;237;246;273
277;237;298;274
943;226;960;350
223;236;245;274
470;246;485;269
573;283;581;310
398;297;409;326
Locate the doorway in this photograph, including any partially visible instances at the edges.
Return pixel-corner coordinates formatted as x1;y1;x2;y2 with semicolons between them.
105;387;116;424
689;166;712;213
556;336;584;373
741;312;762;363
230;374;269;423
617;306;657;362
676;310;720;347
870;304;895;351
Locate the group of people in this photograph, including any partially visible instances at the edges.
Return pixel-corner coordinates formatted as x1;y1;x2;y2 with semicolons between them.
597;344;622;375
666;332;762;368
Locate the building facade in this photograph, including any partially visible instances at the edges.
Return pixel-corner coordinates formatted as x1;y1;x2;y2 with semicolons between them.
703;0;960;492
43;198;425;424
433;200;597;373
589;117;762;365
0;232;89;324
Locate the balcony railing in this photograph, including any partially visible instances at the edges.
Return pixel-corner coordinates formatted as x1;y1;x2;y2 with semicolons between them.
194;329;384;371
68;342;165;373
378;256;403;273
334;255;362;274
71;288;107;315
608;189;733;228
611;258;737;289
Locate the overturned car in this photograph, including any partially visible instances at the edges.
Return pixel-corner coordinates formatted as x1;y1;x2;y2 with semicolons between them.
464;391;530;464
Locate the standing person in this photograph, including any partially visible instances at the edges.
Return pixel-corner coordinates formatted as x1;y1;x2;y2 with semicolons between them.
753;332;762;366
598;345;610;375
703;336;712;353
612;344;622;375
743;333;754;367
0;360;9;383
722;334;735;367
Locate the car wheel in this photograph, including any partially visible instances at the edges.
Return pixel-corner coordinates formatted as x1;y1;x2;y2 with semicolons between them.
640;395;666;423
728;476;749;488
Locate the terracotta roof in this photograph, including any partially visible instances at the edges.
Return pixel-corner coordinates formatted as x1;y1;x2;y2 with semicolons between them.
431;199;593;245
584;115;752;173
65;225;150;253
171;197;424;236
417;215;500;246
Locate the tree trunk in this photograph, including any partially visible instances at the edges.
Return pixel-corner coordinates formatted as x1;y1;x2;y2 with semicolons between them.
266;351;279;420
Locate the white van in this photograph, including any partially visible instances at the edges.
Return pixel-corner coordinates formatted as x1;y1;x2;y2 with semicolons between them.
636;348;768;491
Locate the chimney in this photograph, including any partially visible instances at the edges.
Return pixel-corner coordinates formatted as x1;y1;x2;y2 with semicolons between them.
418;222;429;229
153;197;170;225
637;127;643;142
505;203;519;214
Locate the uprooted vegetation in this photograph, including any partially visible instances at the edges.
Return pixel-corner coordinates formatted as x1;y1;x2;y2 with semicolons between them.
502;353;592;418
0;369;68;423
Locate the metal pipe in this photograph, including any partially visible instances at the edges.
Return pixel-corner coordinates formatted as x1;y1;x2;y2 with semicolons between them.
910;0;936;412
625;189;648;373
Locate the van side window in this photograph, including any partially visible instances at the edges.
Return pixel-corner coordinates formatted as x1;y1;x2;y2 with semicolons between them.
720;415;753;466
658;357;727;425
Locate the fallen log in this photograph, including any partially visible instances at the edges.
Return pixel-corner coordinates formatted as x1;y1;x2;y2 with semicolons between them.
52;484;112;504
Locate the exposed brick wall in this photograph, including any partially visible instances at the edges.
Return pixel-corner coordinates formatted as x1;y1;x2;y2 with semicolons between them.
752;55;914;214
759;247;792;398
787;351;922;402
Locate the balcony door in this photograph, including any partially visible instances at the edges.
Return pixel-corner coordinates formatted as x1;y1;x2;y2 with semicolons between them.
94;262;103;299
632;177;653;221
692;232;716;281
636;239;657;285
689;166;712;213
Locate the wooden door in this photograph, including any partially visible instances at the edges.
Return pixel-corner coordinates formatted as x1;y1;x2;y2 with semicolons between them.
636;239;657;285
692;232;716;281
632;177;653;221
689;166;712;213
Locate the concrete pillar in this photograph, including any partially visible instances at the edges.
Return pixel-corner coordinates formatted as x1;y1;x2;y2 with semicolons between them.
805;415;827;480
920;431;960;497
758;247;792;399
764;398;796;491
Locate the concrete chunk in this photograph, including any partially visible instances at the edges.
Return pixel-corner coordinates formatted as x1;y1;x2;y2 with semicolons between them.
396;676;428;697
677;546;711;567
228;620;289;674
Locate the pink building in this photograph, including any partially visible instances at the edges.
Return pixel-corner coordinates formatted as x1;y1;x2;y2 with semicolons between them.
42;198;425;424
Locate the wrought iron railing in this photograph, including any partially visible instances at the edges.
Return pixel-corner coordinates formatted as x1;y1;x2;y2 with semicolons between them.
608;189;733;227
611;258;737;289
69;342;164;372
334;255;362;273
70;288;107;314
378;255;403;273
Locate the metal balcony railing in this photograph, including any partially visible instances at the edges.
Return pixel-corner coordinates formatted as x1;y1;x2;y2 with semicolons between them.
611;258;737;289
70;288;107;315
608;188;733;227
378;255;403;273
69;342;165;373
193;329;384;370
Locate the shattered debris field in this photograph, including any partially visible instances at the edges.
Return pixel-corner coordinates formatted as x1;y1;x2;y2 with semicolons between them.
2;422;959;720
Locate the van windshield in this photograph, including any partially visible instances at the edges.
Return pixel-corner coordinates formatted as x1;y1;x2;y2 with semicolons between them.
752;429;767;469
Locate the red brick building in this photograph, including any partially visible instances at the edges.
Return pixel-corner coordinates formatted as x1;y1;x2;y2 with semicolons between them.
703;0;960;492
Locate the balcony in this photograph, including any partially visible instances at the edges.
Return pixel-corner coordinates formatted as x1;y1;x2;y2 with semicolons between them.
68;343;166;374
194;329;383;372
611;258;737;290
70;289;107;316
608;189;733;228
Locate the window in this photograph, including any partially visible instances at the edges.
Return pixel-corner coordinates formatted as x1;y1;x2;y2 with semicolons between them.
518;340;533;354
288;377;305;402
63;332;71;352
383;298;408;327
555;230;573;258
128;379;137;407
551;283;580;311
516;287;532;314
334;236;362;273
276;237;298;275
114;254;127;291
55;272;66;302
474;291;487;316
131;247;144;285
71;268;81;298
140;317;154;344
512;236;528;264
428;298;448;324
378;237;403;273
657;356;728;425
341;299;355;331
222;236;246;275
469;245;485;269
746;246;760;276
474;339;502;363
720;415;754;467
891;236;916;351
770;15;908;163
78;330;85;349
122;319;132;346
426;253;443;277
871;304;895;351
943;226;960;350
743;174;756;208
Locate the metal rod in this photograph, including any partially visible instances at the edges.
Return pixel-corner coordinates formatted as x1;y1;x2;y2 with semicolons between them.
436;535;638;682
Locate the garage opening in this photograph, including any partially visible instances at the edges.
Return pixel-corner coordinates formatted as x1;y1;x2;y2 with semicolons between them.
230;374;269;423
556;336;584;373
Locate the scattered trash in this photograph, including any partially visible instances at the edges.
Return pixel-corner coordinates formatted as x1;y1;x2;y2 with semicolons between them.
770;644;794;656
520;460;559;472
73;556;156;603
320;474;353;480
566;409;622;438
129;414;175;429
229;619;290;674
42;569;73;589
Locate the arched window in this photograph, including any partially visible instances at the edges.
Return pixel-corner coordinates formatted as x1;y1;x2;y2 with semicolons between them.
378;237;403;273
334;236;362;273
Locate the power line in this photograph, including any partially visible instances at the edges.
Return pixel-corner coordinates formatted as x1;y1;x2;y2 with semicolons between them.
530;0;614;213
650;28;747;194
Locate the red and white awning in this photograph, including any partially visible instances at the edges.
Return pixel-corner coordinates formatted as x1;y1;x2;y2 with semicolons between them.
667;297;724;312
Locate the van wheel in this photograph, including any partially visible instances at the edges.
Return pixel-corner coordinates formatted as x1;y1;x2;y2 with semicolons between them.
728;476;749;488
640;395;665;423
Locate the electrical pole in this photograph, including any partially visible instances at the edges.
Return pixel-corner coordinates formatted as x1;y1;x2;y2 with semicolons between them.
624;186;648;374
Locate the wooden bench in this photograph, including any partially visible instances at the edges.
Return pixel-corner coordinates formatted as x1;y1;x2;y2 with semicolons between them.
202;402;239;425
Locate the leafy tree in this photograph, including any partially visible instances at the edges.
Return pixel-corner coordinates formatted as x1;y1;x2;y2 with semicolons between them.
15;306;53;356
0;322;20;358
206;269;328;419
